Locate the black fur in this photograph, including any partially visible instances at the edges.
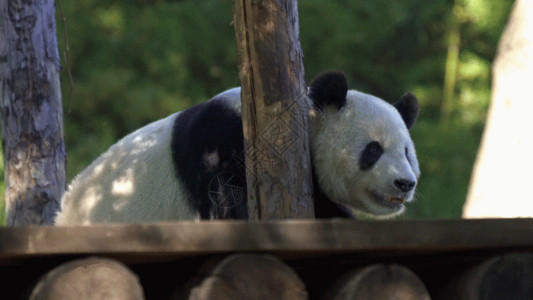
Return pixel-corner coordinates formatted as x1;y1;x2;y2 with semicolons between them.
359;141;384;171
312;168;355;218
394;93;419;129
308;71;348;110
171;97;248;219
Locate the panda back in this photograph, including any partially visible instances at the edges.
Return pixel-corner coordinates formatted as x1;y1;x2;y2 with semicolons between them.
55;112;196;225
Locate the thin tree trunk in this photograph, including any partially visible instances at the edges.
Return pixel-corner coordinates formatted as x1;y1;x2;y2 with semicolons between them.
233;0;314;219
0;0;66;225
441;1;461;125
464;0;533;218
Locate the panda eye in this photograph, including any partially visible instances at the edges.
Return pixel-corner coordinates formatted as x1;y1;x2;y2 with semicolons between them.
359;141;383;171
369;142;382;155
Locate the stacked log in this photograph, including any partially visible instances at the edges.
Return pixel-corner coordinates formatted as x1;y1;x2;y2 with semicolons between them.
29;257;144;300
324;264;430;300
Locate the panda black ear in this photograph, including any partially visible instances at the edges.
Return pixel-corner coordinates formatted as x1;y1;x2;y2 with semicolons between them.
394;93;419;130
308;71;348;111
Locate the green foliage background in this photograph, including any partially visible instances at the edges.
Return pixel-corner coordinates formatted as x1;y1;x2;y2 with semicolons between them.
0;0;514;224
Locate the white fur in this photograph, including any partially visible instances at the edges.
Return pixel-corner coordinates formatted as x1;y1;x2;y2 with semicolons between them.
309;90;420;218
212;87;241;110
55;113;197;225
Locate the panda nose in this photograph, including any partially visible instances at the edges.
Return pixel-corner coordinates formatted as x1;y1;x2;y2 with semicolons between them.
394;179;416;193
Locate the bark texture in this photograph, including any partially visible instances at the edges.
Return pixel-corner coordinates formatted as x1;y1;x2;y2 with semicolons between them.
0;0;66;225
233;0;314;219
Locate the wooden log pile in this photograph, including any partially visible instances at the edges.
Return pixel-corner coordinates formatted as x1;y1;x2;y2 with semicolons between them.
1;219;533;299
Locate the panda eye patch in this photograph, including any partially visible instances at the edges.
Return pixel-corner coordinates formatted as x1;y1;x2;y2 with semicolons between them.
359;141;383;171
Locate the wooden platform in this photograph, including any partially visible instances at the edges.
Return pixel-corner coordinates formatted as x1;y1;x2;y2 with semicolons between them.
2;219;533;262
1;219;533;299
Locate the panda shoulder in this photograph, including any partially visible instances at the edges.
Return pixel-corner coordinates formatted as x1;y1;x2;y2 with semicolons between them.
170;88;246;219
210;87;242;112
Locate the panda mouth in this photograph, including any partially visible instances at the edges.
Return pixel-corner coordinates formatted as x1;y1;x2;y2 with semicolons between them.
367;190;405;208
385;195;405;204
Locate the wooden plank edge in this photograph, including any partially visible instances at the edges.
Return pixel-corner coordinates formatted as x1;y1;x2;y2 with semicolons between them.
1;219;532;264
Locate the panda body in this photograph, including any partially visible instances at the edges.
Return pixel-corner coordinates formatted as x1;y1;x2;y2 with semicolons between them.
55;72;420;225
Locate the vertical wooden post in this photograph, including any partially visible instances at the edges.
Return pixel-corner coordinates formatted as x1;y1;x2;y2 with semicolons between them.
233;0;314;219
0;0;66;225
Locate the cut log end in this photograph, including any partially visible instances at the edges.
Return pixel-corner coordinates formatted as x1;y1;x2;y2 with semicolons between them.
188;254;308;300
438;252;533;300
325;264;430;300
29;257;144;300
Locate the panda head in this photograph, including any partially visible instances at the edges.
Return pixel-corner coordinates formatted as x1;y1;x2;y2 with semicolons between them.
308;71;420;218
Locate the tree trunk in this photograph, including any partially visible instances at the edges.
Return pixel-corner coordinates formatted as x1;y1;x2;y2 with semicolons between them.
464;0;533;218
0;0;66;226
440;1;461;125
233;0;314;219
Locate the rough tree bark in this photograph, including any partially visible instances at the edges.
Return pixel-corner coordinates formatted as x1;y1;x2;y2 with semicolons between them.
0;0;66;225
233;0;314;219
464;0;533;218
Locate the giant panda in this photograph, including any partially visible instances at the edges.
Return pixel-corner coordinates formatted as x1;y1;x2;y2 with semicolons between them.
54;71;420;225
